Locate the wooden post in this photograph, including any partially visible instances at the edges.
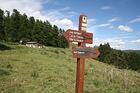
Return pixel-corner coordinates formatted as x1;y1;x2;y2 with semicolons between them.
75;14;87;93
64;14;99;93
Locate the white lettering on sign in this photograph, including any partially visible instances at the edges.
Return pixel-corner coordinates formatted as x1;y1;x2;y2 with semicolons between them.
69;38;73;41
69;38;84;42
70;35;76;38
76;39;83;42
70;35;83;39
73;32;82;35
82;23;87;27
74;51;85;54
70;31;82;35
81;27;86;31
77;36;84;39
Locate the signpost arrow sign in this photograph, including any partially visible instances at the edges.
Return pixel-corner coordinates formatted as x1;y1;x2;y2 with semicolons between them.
72;47;100;58
64;29;93;44
64;29;83;43
83;32;93;44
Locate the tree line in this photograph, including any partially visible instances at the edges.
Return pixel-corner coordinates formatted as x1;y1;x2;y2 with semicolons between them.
98;43;140;71
0;9;68;48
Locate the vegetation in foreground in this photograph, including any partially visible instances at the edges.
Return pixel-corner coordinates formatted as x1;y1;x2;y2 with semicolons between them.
0;43;140;93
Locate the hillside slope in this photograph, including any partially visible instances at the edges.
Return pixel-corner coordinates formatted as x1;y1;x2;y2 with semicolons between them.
0;43;140;93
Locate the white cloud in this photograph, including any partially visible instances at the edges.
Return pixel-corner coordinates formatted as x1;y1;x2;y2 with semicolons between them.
88;18;96;25
129;17;140;24
108;17;120;22
53;18;73;29
86;18;97;33
96;23;111;27
0;0;45;19
87;38;125;50
101;6;112;10
138;32;140;34
87;26;96;33
0;0;76;29
130;39;140;43
59;7;71;11
108;25;114;29
88;23;112;32
53;18;73;26
118;25;133;32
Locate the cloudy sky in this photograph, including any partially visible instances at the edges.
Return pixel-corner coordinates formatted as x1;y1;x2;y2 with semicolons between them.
0;0;140;50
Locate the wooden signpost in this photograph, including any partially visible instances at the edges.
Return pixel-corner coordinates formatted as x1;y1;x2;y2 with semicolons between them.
64;14;100;93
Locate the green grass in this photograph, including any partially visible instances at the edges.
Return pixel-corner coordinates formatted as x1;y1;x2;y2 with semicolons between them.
0;43;140;93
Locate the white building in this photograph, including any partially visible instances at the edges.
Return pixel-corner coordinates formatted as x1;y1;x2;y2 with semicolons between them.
26;42;43;48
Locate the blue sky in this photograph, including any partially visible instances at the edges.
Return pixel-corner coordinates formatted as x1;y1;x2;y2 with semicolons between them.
0;0;140;50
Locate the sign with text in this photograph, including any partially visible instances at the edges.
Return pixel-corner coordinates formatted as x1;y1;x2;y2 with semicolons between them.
64;29;83;43
72;47;100;58
64;29;93;44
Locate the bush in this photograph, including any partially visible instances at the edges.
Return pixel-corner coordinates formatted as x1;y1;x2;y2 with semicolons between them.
0;43;11;50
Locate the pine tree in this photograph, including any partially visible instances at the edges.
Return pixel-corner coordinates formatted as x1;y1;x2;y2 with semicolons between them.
19;13;28;41
10;9;21;41
0;9;5;40
4;10;11;41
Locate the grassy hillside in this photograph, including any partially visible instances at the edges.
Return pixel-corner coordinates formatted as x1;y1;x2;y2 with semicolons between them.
0;43;140;93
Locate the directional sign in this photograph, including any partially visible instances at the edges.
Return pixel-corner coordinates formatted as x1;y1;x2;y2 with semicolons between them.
64;29;84;43
64;29;93;44
83;32;93;44
72;47;100;58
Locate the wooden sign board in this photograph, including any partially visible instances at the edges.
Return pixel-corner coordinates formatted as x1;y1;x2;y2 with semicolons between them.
72;47;100;58
64;29;83;42
83;32;93;44
64;29;93;44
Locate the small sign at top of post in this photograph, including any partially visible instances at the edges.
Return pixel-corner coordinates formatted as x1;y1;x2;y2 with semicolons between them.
79;15;87;31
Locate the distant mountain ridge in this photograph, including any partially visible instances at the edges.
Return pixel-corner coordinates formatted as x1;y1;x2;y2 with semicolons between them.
123;50;140;54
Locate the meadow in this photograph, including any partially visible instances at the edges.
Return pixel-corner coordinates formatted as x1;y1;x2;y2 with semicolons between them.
0;43;140;93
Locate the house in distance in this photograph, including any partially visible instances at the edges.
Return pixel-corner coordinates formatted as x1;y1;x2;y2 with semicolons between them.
25;42;43;48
